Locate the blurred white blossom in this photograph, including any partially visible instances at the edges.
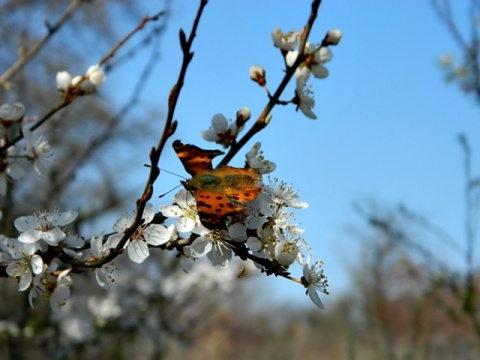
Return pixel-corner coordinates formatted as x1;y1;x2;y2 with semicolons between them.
23;126;53;177
86;64;106;87
0;102;25;121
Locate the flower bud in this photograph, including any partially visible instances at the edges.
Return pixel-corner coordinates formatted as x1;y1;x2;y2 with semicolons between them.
249;65;266;87
79;80;96;95
71;76;83;87
56;71;72;91
325;29;342;46
236;107;251;127
86;64;106;87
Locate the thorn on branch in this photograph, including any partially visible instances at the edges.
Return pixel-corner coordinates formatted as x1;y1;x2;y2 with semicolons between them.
179;29;187;49
44;20;54;33
150;11;166;21
169;120;178;136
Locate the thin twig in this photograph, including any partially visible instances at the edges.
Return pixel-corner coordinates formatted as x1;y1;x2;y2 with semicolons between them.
98;11;166;67
397;204;463;252
0;0;83;87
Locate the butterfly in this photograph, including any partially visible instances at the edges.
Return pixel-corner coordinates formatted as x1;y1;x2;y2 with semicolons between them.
173;140;262;228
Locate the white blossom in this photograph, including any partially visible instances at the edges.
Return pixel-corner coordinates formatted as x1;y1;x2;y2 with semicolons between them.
286;42;331;82
4;241;43;291
246;142;276;174
23;126;53;177
190;229;233;267
271;28;300;51
90;235;119;289
0;102;25;121
28;270;47;307
200;113;239;147
160;190;204;234
295;84;317;120
14;209;78;246
49;269;72;313
60;234;85;259
275;237;299;266
302;256;328;309
264;178;308;209
110;203;174;264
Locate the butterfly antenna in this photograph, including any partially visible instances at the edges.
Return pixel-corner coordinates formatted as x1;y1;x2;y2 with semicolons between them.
159;168;187;179
158;184;183;199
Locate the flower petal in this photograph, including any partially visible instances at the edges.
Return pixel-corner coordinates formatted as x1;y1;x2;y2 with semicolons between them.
211;114;229;132
53;210;78;227
312;65;329;79
127;240;149;263
308;285;324;309
207;247;231;267
144;224;170;245
50;285;70;313
190;237;212;257
43;227;67;246
31;255;44;274
160;204;182;218
176;216;195;233
18;230;41;244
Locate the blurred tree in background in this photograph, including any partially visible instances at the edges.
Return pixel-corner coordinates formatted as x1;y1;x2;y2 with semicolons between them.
347;0;480;358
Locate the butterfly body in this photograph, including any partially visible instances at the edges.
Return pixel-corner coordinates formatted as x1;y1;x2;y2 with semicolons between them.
173;140;262;228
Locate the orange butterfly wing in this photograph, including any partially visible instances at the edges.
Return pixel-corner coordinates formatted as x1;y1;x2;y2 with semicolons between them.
172;140;224;176
173;141;262;228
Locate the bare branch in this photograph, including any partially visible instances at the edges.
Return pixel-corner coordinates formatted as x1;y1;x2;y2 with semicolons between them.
0;0;83;87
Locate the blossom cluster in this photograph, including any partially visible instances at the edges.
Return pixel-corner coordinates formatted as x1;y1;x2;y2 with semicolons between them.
0;205;176;312
158;184;327;308
200;27;342;148
56;64;106;95
0;20;339;313
250;28;342;120
1;210;78;312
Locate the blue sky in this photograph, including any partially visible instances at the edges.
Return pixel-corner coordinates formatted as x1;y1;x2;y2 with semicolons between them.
100;1;480;308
